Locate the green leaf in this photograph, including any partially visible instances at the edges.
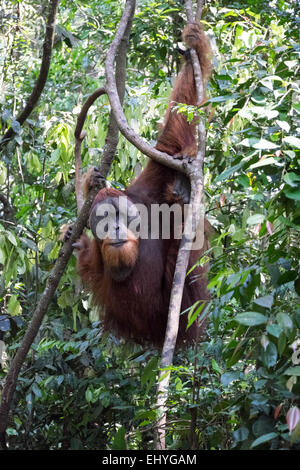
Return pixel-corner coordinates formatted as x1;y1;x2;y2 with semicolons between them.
221;371;240;386
32;383;42;398
240;137;278;150
211;359;222;374
277;332;286;355
284;366;300;376
187;301;205;328
7;295;22;316
291;421;300;444
295;277;300;296
250;432;278;449
266;324;282;338
12;120;21;133
249;157;278;169
283;172;300;187
0;247;5;264
246;214;265;225
141;356;159;387
5;231;17;246
260;75;283;89
111;426;127;450
284;189;300;201
253;295;273;310
85;388;93;403
261;342;277;368
277;270;298;285
233;427;249;442
283;136;300;149
253;138;278;150
235;312;268;326
215;162;244;182
277;312;294;333
276;120;290;132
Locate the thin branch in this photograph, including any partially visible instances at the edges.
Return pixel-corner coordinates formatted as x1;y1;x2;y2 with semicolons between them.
74;87;107;212
74;88;107;140
0;0;60;148
185;0;194;21
100;7;133;177
0;0;135;450
195;0;205;22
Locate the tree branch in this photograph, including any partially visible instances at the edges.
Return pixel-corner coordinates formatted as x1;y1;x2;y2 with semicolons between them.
100;9;134;176
0;0;60;148
195;0;205;22
74;87;107;212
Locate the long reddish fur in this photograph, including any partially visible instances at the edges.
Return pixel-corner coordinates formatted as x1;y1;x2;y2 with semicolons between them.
77;23;213;347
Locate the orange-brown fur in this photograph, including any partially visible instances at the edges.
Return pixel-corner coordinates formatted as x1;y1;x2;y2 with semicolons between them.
75;23;213;347
101;232;139;269
155;22;212;158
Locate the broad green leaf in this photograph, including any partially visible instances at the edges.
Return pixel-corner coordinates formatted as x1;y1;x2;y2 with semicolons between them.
249;157;278;169
32;383;42;398
5;231;17;246
261;342;277;368
252;138;278;150
284;60;298;70
284;366;300;376
277;270;298;285
209;93;240;103
283;136;300;149
277;312;294;333
211;359;222;374
7;296;22;316
0;247;5;264
291;421;300;444
85;388;93;403
246;214;265;225
283;172;300;187
187;301;206;329
250;432;278;449
233;427;249;442
278;332;287;355
276;120;290;132
111;426;127;451
284;189;300;201
260;75;284;89
215;162;244;182
141;356;159;387
266;324;282;338
221;371;240;386
254;295;273;309
12;120;21;133
235;312;268;326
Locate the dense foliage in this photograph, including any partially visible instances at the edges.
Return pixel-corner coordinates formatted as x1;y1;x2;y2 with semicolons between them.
0;0;299;450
